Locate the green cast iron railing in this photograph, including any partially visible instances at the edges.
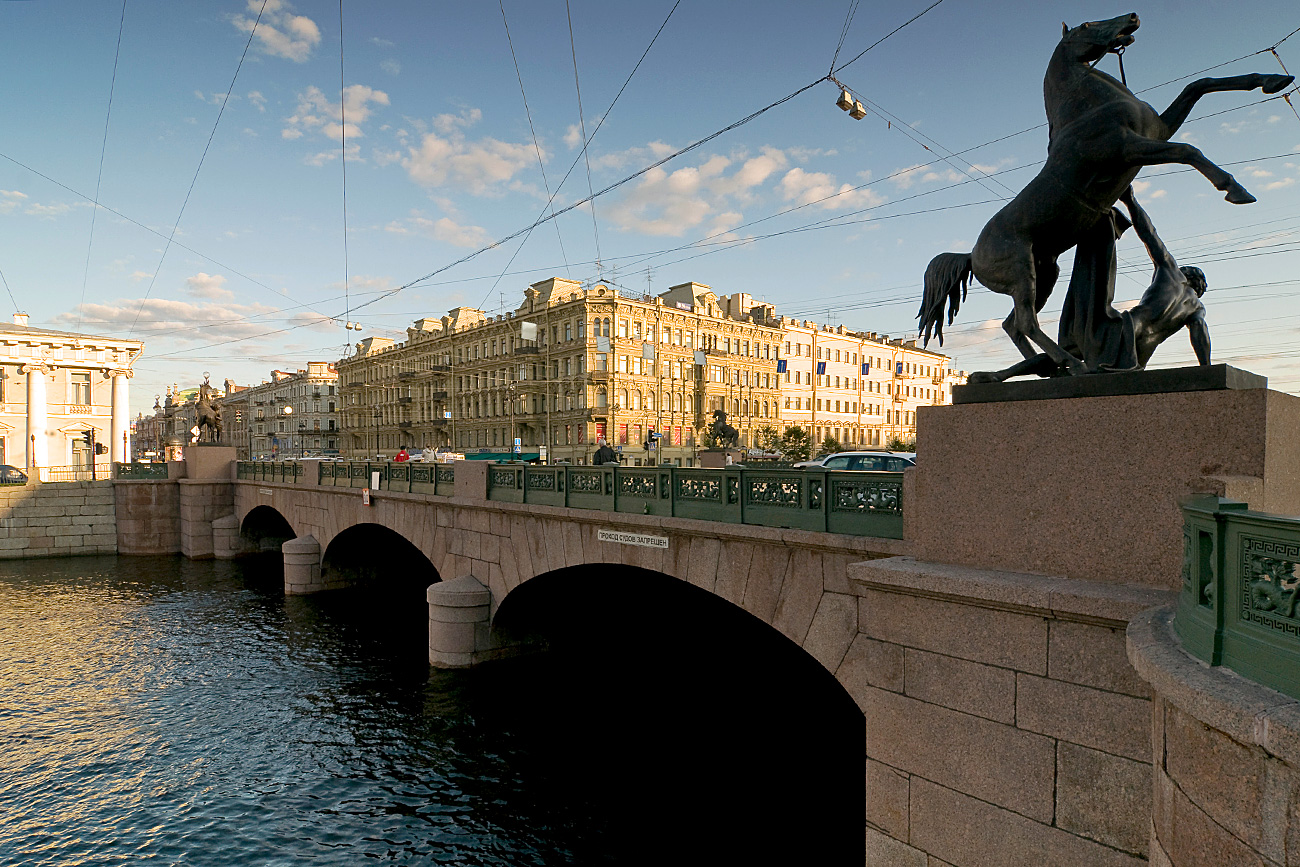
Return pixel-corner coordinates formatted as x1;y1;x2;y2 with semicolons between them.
1177;496;1300;700
233;460;903;539
113;462;169;480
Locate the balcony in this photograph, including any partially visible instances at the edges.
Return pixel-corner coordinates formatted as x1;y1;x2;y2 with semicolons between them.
398;371;416;380
398;421;412;429
516;346;540;355
588;370;609;383
429;418;448;426
431;390;448;399
398;396;413;404
430;364;450;372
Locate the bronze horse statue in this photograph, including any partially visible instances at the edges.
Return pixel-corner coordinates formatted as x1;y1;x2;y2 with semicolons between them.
918;13;1292;377
195;386;222;443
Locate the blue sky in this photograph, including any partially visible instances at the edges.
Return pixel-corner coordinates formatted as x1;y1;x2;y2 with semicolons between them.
2;0;1299;412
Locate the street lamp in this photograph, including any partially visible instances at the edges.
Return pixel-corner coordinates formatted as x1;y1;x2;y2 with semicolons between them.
281;404;293;460
298;422;306;459
372;407;382;458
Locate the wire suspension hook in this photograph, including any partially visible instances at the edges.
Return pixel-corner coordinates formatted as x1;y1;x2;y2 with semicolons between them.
1115;45;1127;87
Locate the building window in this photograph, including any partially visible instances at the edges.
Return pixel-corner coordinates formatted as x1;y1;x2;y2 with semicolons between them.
71;372;91;405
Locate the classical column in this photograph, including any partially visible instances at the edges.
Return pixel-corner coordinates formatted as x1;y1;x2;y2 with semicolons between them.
22;364;49;475
109;370;132;463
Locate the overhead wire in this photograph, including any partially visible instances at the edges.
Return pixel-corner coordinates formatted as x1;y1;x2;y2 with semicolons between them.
126;0;269;337
565;0;603;279
480;0;575;311
476;0;682;316
77;0;128;330
339;0;353;341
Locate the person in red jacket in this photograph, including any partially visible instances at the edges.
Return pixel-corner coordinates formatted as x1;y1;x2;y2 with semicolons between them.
394;447;410;462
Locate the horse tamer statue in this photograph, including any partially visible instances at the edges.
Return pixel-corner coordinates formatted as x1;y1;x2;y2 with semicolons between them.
196;379;222;443
918;13;1292;380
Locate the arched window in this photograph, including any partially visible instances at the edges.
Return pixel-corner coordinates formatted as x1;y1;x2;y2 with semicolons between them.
596;389;607;408
632;389;642;410
620;388;629;408
646;391;655;412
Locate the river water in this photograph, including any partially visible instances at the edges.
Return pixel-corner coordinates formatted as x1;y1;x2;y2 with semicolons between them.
0;554;863;865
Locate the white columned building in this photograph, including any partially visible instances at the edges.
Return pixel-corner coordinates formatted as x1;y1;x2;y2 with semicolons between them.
0;314;144;478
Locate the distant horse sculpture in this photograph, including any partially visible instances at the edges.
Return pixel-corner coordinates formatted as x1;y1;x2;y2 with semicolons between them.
196;380;222;443
918;12;1292;378
707;410;739;449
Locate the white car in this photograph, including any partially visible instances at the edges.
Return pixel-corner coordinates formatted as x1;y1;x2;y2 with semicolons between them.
793;451;915;472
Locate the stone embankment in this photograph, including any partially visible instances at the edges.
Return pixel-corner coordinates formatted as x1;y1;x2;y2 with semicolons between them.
0;481;116;557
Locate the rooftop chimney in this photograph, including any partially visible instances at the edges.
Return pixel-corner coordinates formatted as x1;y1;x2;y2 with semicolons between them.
12;312;28;327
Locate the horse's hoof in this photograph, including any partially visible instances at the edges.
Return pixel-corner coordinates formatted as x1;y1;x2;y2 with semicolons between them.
968;371;1003;384
1225;186;1257;205
1263;74;1295;94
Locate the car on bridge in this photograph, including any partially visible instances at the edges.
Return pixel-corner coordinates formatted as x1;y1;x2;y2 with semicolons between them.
793;451;915;472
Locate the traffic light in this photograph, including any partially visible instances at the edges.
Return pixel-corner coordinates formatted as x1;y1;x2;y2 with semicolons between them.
95;443;107;455
81;430;93;448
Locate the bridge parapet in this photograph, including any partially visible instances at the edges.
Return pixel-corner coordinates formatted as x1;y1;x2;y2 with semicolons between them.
237;459;905;539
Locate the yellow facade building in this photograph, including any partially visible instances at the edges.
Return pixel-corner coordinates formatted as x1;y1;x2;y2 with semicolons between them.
337;278;784;465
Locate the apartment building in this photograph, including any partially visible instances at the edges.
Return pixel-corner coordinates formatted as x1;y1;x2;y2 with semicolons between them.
221;362;341;459
779;320;960;447
336;278;783;465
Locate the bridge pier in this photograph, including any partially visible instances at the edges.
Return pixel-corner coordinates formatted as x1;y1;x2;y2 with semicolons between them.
427;575;494;668
283;534;325;595
211;514;248;559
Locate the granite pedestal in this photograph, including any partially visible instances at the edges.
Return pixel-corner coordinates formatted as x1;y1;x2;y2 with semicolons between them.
909;366;1300;590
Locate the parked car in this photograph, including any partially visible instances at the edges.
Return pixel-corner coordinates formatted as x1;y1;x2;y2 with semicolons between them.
0;464;28;484
793;451;915;472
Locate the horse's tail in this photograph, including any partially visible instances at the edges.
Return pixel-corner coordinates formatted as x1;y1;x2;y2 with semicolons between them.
917;252;973;347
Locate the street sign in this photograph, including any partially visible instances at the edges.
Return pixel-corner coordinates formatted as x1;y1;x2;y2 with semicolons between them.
514;437;522;446
513;445;522;453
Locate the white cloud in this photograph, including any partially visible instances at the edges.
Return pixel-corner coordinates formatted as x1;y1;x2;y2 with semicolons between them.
283;84;390;142
369;36;394;48
432;108;482;135
380;59;400;76
195;90;235;106
54;296;282;344
779;167;885;210
400;123;536;195
1265;177;1296;191
232;0;321;63
385;212;491;248
248;90;267;112
0;190;27;214
564;124;582;149
591;140;675;171
129;270;153;283
185;272;233;300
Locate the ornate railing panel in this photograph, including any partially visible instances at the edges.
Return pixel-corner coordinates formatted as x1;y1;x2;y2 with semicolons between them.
1177;497;1300;700
115;462;169;480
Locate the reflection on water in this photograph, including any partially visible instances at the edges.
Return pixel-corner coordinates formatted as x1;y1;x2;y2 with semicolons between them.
0;554;863;865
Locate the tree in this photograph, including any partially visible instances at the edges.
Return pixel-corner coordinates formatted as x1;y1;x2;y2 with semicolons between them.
819;434;843;456
754;424;780;453
885;434;917;452
778;426;811;462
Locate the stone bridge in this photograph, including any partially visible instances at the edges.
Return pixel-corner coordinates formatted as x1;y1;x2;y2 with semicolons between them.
119;375;1300;867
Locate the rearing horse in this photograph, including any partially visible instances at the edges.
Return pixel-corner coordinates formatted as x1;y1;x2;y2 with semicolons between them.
918;13;1292;376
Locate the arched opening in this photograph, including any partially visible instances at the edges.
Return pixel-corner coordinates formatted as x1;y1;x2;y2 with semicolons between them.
320;523;441;648
240;505;295;553
485;564;865;863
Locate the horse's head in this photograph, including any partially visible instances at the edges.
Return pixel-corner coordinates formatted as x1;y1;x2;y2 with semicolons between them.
1060;13;1139;64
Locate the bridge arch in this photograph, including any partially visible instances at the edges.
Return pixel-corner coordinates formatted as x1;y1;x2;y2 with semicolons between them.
240;504;296;553
320;522;441;591
488;562;865;863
